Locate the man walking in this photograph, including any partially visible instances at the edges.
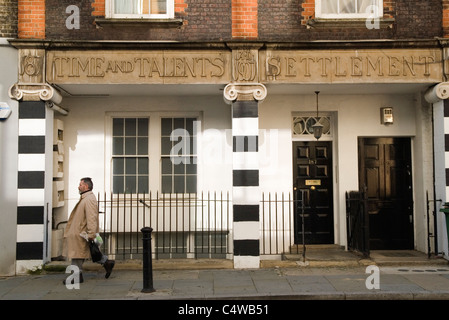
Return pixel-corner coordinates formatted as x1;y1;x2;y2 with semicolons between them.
63;177;114;284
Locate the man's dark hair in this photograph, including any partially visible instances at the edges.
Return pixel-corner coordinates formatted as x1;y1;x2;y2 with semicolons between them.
81;177;93;191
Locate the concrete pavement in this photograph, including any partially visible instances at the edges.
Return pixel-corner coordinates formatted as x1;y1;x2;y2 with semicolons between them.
1;250;449;301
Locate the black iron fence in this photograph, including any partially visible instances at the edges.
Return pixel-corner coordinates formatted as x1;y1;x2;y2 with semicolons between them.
345;189;369;257
97;191;303;260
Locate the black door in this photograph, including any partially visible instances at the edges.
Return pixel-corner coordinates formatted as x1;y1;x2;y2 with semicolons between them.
293;141;333;244
358;137;414;250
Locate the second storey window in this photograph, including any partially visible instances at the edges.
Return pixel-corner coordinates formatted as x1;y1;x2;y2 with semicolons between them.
110;0;174;19
316;0;383;19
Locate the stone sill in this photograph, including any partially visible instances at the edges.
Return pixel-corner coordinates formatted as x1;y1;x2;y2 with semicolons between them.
94;18;184;28
307;18;395;29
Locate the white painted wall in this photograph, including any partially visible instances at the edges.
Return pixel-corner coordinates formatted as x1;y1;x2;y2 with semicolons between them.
54;94;233;226
0;39;18;276
259;92;430;251
55;89;433;255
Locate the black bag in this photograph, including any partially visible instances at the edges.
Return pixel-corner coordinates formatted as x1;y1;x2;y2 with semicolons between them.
89;241;102;262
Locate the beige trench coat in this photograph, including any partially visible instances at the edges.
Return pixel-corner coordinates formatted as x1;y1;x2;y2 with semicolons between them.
63;191;99;260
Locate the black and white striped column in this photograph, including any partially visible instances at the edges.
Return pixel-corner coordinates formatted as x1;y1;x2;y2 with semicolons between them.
232;100;260;268
16;101;47;272
224;83;266;269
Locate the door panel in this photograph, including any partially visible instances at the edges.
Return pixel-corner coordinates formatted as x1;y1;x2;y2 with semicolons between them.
359;138;413;250
293;141;333;244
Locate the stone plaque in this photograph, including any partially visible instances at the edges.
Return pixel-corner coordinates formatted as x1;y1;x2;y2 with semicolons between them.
260;49;443;84
46;50;232;84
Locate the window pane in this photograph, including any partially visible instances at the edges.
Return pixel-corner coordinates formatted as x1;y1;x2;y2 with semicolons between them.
126;158;137;175
161;157;172;174
161;118;172;136
138;137;148;155
186;158;197;174
125;137;137;155
186;118;196;136
113;118;124;136
151;0;167;14
161;137;172;155
113;158;124;174
113;137;124;155
113;176;124;194
125;176;136;193
174;176;185;193
138;118;149;136
115;0;140;14
321;0;337;13
125;118;137;136
186;176;197;194
162;176;172;193
138;158;149;174
340;0;356;13
174;160;185;174
359;0;375;14
174;118;185;130
138;176;149;194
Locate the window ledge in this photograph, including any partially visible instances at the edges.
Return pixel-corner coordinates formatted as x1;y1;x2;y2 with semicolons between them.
95;18;184;28
306;18;395;29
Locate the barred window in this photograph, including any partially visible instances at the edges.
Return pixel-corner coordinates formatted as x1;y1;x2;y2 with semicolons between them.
112;118;149;194
161;118;197;194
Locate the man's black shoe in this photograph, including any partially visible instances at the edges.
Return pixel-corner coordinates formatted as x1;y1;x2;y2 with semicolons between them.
103;260;115;279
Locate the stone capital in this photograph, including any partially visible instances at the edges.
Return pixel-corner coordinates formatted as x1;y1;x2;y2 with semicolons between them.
424;82;449;103
223;83;267;104
9;83;62;103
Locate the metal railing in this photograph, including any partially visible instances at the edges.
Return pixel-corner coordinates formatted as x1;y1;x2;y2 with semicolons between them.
98;191;232;260
261;192;303;257
97;191;303;260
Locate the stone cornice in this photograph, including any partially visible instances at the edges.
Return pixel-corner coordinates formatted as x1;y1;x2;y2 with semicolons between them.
7;39;442;51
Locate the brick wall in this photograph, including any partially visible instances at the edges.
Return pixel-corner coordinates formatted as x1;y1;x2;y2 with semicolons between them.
259;0;442;41
0;0;18;38
18;0;45;39
442;0;449;38
92;0;105;17
24;0;444;41
45;0;232;41
232;0;258;39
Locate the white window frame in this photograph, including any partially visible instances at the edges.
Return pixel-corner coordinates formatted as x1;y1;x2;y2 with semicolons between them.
106;0;175;19
316;0;383;19
105;111;202;197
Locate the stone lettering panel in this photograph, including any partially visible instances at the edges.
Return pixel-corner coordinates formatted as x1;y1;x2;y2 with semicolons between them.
46;49;443;85
46;50;232;84
260;49;443;84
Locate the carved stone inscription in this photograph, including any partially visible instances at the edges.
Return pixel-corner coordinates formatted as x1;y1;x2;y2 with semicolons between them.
46;49;443;85
20;49;45;83
260;49;443;83
47;51;231;84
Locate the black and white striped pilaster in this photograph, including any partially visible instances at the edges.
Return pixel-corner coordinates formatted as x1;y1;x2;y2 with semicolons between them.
16;101;46;272
232;100;260;268
445;99;449;196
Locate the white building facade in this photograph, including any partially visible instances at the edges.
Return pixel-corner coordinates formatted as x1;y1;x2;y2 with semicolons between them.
3;39;449;274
